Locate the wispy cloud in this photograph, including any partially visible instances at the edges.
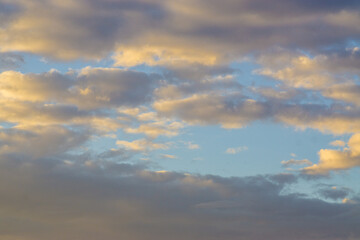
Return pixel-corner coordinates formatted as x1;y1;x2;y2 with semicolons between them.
225;146;248;154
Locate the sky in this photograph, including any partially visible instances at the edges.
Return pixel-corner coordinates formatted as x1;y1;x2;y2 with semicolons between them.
0;0;360;239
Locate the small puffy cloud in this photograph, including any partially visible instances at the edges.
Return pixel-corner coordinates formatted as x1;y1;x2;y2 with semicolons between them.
281;159;312;167
303;133;360;175
330;140;346;147
125;121;184;138
225;146;248;154
160;154;177;159
116;138;168;152
186;142;200;150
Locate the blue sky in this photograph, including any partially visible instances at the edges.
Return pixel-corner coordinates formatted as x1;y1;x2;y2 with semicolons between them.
1;0;360;239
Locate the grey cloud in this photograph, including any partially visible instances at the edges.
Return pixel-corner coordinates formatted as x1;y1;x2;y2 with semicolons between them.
2;0;360;61
161;64;236;82
0;157;359;240
0;68;158;129
282;159;313;167
0;52;24;70
154;93;271;128
74;68;159;109
0;125;90;160
97;148;132;160
317;185;351;201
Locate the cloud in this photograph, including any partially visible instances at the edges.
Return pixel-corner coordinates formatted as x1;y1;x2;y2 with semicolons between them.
0;68;157;132
186;142;200;150
281;159;313;167
118;108;185;138
0;70;72;102
0;125;89;160
0;52;24;70
154;93;269;129
160;154;177;159
316;185;352;201
125;121;183;138
1;1;360;238
72;67;158;110
1;0;360;65
275;103;360;135
116;138;169;152
0;157;359;240
303;133;360;175
256;48;360;90
330;140;346;147
225;146;248;154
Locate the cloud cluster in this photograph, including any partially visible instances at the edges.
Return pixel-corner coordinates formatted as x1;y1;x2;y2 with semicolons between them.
1;0;360;238
0;68;157;128
1;0;360;64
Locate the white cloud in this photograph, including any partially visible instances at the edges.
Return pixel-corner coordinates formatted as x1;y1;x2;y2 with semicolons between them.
116;138;168;152
160;154;177;159
186;142;200;150
225;146;248;154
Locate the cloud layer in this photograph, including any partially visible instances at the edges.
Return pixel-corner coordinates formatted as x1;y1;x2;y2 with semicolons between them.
1;0;360;239
0;157;359;240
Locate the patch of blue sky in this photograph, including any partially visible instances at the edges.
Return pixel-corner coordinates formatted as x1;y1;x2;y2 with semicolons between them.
151;122;333;177
17;53;115;74
0;122;17;129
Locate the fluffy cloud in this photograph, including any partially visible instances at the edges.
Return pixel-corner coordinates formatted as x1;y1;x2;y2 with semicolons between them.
0;68;156;129
303;133;360;175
